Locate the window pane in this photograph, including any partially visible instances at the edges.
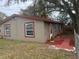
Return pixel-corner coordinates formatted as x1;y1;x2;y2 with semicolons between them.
27;31;33;35
27;28;33;31
26;25;33;30
25;22;34;36
4;24;11;37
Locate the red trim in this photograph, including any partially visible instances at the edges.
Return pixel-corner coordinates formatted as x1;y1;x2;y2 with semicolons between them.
24;21;35;38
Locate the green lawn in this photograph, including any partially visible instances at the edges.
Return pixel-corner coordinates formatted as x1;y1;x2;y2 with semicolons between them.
0;39;75;59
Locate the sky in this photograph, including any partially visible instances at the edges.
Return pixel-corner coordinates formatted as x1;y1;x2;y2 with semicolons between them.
0;0;33;16
0;0;59;20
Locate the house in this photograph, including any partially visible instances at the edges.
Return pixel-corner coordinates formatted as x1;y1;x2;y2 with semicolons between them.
0;14;63;42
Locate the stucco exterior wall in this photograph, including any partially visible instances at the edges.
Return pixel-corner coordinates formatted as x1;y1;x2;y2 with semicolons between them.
1;19;17;40
0;16;63;42
15;17;45;42
1;17;46;42
44;22;50;40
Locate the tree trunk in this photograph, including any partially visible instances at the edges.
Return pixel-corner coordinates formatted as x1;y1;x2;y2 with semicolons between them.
74;30;79;59
74;16;79;59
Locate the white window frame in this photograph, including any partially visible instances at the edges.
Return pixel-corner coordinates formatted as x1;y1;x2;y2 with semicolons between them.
4;24;11;37
24;22;34;37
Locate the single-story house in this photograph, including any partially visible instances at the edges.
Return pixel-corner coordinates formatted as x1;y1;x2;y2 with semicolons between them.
0;14;63;42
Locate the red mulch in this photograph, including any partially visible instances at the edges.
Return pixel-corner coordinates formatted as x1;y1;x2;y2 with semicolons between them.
46;35;75;49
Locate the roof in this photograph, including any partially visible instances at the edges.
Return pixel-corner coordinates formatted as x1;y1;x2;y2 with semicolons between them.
1;14;63;25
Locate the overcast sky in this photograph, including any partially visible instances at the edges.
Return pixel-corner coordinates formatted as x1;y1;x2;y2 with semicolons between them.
0;0;59;20
0;0;33;16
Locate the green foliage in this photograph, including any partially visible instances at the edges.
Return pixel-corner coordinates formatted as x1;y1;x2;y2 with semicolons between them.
0;12;7;24
56;12;70;24
21;6;35;16
22;0;51;17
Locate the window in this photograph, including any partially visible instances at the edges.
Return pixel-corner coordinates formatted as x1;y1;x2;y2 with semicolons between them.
24;22;34;37
4;24;11;37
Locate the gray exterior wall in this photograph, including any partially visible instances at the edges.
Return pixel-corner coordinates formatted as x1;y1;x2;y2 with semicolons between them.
0;17;62;42
44;22;50;40
0;17;47;42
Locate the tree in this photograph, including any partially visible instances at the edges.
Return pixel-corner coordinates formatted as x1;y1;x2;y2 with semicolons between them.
56;12;71;24
21;0;51;17
45;0;79;58
21;6;35;16
33;0;49;17
0;12;7;24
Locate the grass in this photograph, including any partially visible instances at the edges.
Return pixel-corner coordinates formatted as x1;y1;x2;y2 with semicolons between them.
0;39;75;59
